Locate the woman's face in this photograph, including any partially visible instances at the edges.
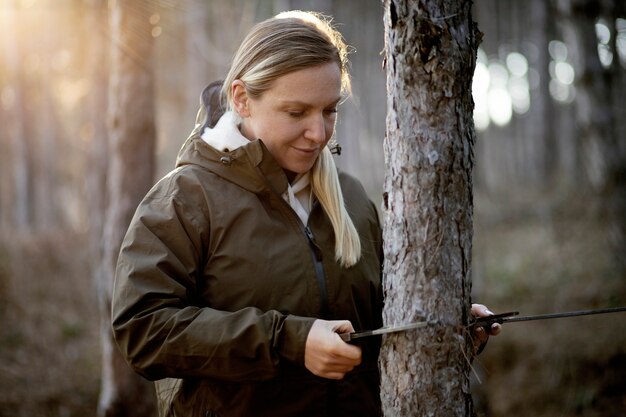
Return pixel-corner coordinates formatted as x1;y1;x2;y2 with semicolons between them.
235;62;342;174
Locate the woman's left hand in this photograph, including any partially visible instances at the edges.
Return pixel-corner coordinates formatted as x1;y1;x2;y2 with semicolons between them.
471;303;502;354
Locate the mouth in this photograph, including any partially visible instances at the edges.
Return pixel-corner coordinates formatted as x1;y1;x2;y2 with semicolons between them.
293;147;319;155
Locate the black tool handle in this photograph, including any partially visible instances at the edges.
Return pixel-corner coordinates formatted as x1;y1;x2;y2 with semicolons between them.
471;311;519;329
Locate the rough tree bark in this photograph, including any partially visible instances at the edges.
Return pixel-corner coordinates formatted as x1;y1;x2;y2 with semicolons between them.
97;0;158;416
379;1;479;416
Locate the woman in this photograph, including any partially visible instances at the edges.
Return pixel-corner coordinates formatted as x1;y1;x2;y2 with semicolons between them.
111;11;499;417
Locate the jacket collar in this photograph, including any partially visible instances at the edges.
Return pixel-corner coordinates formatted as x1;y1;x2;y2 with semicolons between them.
175;130;289;197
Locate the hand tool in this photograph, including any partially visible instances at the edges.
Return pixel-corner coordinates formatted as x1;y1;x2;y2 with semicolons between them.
339;306;626;342
470;306;626;329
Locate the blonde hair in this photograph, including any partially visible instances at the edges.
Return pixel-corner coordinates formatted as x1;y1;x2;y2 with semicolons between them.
222;11;361;267
222;11;351;104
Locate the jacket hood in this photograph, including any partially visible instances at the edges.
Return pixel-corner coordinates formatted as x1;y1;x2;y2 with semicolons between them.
175;130;290;197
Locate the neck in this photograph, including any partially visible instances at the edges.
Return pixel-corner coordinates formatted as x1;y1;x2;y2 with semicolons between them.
284;169;298;183
238;120;255;142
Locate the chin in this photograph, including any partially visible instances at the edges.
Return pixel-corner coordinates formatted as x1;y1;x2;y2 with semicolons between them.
286;167;308;175
281;159;316;174
293;163;316;174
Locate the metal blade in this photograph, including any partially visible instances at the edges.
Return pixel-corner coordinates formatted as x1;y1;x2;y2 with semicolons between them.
339;321;429;342
340;306;626;343
471;306;626;328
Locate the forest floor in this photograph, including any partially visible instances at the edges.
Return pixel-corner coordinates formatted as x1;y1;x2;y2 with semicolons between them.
472;189;626;417
0;190;624;416
0;231;100;416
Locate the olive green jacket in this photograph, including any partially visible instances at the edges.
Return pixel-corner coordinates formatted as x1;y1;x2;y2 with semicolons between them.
111;133;383;417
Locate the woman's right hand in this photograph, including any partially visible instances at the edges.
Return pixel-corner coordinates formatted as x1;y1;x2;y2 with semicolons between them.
304;319;362;380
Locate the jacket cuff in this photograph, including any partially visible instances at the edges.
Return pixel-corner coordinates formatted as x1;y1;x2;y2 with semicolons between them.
277;315;316;365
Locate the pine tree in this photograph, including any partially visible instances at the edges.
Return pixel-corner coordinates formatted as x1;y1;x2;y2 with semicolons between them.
379;1;480;415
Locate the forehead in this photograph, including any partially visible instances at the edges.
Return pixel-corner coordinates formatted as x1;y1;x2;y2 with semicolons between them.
265;63;342;106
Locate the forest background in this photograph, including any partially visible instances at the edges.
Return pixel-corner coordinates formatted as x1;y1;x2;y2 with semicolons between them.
0;0;625;416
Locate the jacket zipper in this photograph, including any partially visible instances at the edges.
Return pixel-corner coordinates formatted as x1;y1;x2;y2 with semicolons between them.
304;225;330;319
253;166;331;319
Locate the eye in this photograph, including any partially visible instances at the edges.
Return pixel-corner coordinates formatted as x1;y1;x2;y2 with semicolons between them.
324;108;338;117
287;110;304;118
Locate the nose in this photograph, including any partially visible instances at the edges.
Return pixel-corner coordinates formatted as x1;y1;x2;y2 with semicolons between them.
304;113;327;144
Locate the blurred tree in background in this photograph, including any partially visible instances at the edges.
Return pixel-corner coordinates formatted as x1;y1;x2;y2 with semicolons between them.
97;0;158;415
0;0;624;416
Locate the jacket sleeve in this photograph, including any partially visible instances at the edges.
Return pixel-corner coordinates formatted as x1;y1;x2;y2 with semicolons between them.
111;175;315;382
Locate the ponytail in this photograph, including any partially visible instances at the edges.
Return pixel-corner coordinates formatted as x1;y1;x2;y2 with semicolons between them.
311;147;361;268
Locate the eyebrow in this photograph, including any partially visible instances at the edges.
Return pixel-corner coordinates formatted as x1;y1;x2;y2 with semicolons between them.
279;97;342;107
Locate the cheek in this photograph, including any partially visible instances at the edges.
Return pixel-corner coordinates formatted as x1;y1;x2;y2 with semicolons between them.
264;121;301;148
279;122;304;142
325;119;336;140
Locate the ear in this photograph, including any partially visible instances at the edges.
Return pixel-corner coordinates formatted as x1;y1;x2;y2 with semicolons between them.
231;80;251;117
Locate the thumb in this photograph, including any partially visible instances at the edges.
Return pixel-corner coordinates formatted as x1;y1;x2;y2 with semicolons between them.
329;320;355;335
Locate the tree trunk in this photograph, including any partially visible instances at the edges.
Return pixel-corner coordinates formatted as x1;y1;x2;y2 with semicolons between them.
98;1;158;416
84;0;109;262
36;36;60;231
379;1;478;415
184;0;212;117
1;1;33;230
557;0;616;190
556;0;626;268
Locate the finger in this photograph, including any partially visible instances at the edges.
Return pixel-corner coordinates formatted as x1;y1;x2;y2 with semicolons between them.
330;320;355;334
310;352;358;376
330;339;362;362
322;359;357;373
308;364;348;380
473;326;489;345
471;303;495;318
324;371;348;380
489;323;502;335
471;303;485;317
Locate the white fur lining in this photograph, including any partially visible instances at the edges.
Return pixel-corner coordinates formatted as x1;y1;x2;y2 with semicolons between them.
200;111;250;152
